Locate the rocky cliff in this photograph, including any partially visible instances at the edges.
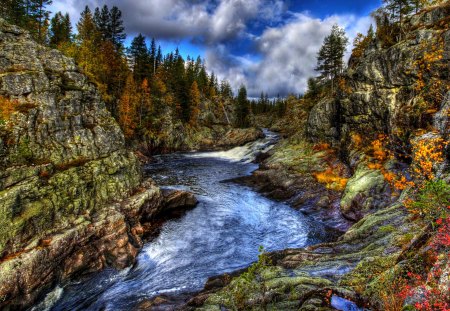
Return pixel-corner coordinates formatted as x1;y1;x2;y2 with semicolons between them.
308;5;450;149
0;19;197;309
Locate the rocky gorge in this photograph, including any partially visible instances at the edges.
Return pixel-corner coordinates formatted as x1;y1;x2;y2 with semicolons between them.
0;2;449;311
0;16;266;310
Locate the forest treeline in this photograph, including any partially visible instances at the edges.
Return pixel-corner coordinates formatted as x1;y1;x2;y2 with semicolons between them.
1;1;263;150
1;0;446;148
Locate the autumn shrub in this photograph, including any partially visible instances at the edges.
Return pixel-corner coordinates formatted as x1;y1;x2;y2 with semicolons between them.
313;168;348;191
0;96;16;124
311;143;349;191
414;37;448;109
410;136;445;182
399;257;450;311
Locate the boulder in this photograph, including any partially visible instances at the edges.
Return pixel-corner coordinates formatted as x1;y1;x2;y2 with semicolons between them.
340;164;391;221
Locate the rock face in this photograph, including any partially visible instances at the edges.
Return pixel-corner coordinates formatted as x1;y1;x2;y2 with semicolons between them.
307;98;339;142
0;19;197;309
307;4;450;151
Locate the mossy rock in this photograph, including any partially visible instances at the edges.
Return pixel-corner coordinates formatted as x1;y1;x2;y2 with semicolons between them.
340;164;390;221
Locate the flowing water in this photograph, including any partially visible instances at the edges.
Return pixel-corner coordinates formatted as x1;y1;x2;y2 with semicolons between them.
39;130;334;311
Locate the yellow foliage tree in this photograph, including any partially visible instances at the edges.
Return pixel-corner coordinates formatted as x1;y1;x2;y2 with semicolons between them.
137;78;152;127
189;81;201;126
118;74;138;139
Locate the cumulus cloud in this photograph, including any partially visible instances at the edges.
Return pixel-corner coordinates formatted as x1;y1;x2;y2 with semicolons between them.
51;0;283;42
207;13;373;97
49;0;373;97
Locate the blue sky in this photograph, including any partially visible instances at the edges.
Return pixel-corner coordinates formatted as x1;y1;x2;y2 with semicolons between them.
50;0;382;96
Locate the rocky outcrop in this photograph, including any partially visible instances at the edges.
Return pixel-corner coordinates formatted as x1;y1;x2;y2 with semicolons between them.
340;164;392;221
185;202;420;310
216;127;265;148
307;4;450;151
0;19;197;309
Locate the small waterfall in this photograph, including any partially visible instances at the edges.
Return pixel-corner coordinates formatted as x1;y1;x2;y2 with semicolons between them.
186;129;278;163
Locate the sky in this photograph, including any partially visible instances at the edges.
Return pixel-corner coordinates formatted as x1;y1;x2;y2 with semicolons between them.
49;0;382;97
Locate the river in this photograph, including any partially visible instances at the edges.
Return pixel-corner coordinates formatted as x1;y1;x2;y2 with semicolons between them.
36;131;335;311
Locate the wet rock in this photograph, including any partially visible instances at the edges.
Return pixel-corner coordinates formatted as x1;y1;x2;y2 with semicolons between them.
162;189;198;215
307;98;339;143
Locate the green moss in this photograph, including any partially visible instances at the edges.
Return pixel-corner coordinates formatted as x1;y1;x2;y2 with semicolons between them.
339;254;398;293
378;225;396;233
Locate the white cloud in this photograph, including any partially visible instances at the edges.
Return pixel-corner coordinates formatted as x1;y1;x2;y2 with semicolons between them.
207;13;374;96
49;0;374;97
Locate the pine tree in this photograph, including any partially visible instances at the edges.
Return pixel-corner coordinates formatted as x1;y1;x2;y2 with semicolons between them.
173;52;189;122
77;6;98;41
1;0;28;27
94;5;110;40
149;38;157;75
220;80;233;98
235;85;250;128
29;0;53;43
49;12;72;47
383;0;413;39
129;34;150;83
316;24;349;92
109;6;126;50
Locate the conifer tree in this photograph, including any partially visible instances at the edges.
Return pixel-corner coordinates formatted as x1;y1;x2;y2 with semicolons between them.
1;0;28;27
189;81;201;126
129;34;150;83
49;12;72;47
235;85;250;128
383;0;413;39
109;6;126;50
94;5;110;40
137;78;152;128
316;24;349;92
77;6;98;41
29;0;53;43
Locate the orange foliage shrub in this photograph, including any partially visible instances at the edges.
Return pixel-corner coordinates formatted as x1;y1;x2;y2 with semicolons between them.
313;143;331;152
351;32;371;59
414;37;448;107
371;135;389;162
312;143;349;191
351;133;363;148
338;77;352;95
314;168;349;191
410;136;446;182
0;96;16;122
